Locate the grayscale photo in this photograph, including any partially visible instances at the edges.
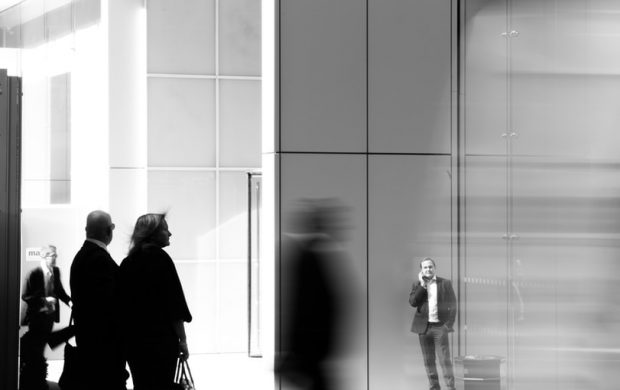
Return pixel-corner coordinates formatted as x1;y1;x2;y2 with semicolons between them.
1;1;619;389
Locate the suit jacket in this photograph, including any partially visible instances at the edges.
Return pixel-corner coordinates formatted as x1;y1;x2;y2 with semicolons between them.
409;276;456;334
70;240;128;390
22;265;71;323
70;240;119;337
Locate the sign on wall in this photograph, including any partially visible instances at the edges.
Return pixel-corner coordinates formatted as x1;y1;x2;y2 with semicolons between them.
26;247;42;262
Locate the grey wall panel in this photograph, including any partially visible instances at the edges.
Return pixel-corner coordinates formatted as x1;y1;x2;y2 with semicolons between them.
368;155;452;390
279;154;367;390
368;0;452;154
280;0;366;153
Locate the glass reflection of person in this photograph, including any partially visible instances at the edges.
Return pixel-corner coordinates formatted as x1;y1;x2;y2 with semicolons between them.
409;257;457;390
278;199;355;390
20;245;71;390
118;213;192;390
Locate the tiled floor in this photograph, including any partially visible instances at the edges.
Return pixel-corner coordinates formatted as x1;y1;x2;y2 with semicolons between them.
47;353;274;390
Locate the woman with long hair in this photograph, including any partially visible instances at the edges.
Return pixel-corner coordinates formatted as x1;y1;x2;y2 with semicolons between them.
118;213;192;390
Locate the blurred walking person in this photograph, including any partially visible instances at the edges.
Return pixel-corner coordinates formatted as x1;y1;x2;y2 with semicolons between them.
278;199;357;390
20;245;71;390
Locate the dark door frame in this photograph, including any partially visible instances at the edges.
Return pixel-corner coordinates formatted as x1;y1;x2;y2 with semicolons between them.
0;69;22;390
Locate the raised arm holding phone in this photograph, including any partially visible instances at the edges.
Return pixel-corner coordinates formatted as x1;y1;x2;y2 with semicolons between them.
409;257;457;390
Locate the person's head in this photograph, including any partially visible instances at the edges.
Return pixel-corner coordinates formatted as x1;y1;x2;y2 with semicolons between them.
290;198;351;241
40;245;57;269
128;213;171;255
420;257;436;279
85;210;115;245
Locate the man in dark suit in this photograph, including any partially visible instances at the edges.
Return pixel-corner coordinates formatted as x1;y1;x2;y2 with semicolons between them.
70;210;127;390
20;245;71;390
409;257;457;390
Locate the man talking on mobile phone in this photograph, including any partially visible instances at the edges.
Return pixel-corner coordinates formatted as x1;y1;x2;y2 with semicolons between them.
409;257;457;390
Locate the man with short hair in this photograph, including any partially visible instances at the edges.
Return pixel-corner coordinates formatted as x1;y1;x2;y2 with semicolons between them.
70;210;127;390
409;257;457;390
20;245;71;390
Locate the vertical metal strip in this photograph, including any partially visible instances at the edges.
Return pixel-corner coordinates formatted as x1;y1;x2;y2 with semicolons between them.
0;70;22;390
8;75;22;390
247;173;253;356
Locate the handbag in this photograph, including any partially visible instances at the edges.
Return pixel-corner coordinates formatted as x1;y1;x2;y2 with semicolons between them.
58;313;81;390
48;322;76;350
173;356;195;390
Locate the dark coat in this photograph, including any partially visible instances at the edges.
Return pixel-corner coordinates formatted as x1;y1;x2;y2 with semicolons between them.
118;244;192;345
22;265;71;324
69;240;128;390
409;276;457;334
70;240;119;335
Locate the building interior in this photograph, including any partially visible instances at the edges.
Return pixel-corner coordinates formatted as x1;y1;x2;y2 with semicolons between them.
1;0;620;389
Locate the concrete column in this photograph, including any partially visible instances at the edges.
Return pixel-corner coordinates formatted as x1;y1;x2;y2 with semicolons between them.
105;0;147;261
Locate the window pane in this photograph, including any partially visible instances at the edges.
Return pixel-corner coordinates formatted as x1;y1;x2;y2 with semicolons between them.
219;79;261;167
148;0;215;74
219;0;261;76
148;171;216;260
219;172;247;259
218;262;248;352
50;73;71;204
148;77;216;167
177;262;218;353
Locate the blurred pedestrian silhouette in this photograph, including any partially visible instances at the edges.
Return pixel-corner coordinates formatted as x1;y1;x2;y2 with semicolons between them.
69;210;127;390
278;198;357;390
118;213;192;390
20;245;71;390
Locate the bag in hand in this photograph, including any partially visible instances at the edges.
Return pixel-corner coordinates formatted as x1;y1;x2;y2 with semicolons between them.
173;356;195;390
58;313;81;390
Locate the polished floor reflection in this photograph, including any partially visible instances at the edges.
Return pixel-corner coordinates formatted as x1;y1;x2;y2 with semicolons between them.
46;353;274;390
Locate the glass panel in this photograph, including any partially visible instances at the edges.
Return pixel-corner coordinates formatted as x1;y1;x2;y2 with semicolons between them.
219;0;261;76
46;2;73;42
75;0;101;30
148;77;216;167
464;156;508;358
219;79;261;168
368;155;452;390
217;262;248;352
147;0;215;75
176;262;218;353
511;157;620;389
0;5;22;51
21;1;45;49
510;0;620;159
148;171;216;260
218;171;247;260
21;75;49;206
50;73;71;204
464;0;508;155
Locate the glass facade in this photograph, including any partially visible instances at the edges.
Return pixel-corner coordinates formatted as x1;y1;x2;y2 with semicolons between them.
463;1;620;388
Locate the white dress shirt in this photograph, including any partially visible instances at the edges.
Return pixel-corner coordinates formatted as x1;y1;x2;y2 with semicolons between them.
427;276;439;323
